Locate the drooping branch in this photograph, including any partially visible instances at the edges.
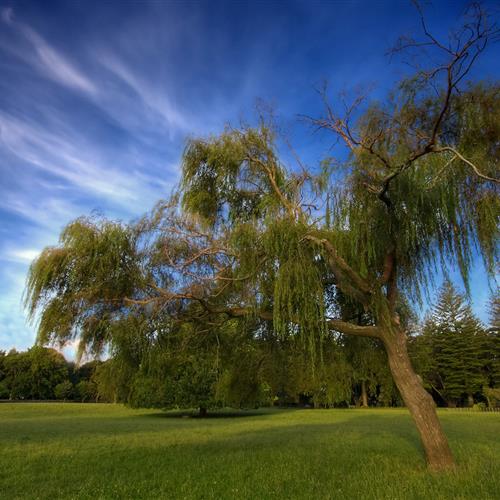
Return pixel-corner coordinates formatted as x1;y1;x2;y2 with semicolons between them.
303;234;372;305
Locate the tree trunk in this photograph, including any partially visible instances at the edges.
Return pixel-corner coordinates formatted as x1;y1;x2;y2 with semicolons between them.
467;394;474;407
361;380;369;408
199;407;207;417
383;327;455;472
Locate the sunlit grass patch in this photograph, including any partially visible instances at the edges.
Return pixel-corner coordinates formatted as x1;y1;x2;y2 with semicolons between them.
0;404;498;499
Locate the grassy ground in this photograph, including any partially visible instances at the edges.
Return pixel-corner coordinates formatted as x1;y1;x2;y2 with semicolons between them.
0;404;498;499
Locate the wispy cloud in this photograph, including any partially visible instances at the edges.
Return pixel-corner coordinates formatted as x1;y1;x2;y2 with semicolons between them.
98;52;188;133
23;27;97;94
3;248;41;264
1;7;96;95
0;193;81;230
0;111;170;211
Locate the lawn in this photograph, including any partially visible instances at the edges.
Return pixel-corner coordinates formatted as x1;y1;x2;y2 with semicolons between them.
0;404;498;499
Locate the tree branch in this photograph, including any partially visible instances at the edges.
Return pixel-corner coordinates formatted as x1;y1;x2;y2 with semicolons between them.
327;318;380;338
434;146;500;184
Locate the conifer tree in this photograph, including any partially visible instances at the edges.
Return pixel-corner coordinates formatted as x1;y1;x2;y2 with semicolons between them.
414;280;488;406
484;290;500;389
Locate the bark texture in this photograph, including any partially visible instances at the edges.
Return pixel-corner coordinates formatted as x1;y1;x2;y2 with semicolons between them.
383;327;455;472
361;380;369;408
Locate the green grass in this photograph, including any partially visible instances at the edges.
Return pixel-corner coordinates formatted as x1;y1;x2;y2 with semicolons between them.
0;404;499;499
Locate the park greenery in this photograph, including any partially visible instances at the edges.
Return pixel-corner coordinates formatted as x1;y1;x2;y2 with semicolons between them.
0;347;103;402
19;3;500;473
1;404;499;499
2;282;498;410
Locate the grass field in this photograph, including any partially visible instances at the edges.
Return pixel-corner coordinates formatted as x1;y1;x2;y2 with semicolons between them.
0;404;499;499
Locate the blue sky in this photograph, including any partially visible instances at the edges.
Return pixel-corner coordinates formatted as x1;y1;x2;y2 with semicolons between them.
0;0;498;357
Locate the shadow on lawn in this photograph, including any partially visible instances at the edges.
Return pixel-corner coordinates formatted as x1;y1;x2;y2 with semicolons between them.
134;411;431;459
117;410;426;456
8;406;490;464
143;408;284;419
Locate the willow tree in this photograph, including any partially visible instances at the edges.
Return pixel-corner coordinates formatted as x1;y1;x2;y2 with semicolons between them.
26;5;499;471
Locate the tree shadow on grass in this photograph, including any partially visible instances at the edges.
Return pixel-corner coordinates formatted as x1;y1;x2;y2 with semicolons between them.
7;407;486;465
127;410;425;456
142;408;285;419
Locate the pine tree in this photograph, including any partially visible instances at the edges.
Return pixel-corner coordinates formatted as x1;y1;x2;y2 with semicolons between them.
417;280;488;406
484;289;500;389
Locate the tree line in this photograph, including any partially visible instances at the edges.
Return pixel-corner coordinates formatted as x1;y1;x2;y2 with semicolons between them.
3;282;498;410
0;347;104;402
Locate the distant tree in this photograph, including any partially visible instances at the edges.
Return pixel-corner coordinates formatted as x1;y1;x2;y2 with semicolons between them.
216;338;271;409
75;380;97;402
3;350;32;399
2;347;68;400
412;281;488;406
266;337;353;408
484;289;500;388
309;344;353;408
343;337;390;407
75;360;102;383
94;359;131;404
54;380;73;401
28;346;69;400
0;351;8;399
125;319;269;416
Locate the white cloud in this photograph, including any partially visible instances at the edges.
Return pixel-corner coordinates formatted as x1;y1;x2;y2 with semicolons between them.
1;9;96;95
22;26;97;95
60;340;80;362
0;193;81;230
0;111;169;212
3;248;41;264
95;51;189;136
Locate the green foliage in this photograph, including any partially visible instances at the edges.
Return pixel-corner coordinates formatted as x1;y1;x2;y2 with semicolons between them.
182;126;288;225
483;387;500;408
265;219;326;349
485;289;500;387
216;343;270;408
25;217;140;358
472;402;487;412
54;380;73;400
327;84;499;305
411;281;489;406
75;380;97;402
2;347;68;400
343;336;397;407
3;350;33;399
0;347;102;402
93;358;132;403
